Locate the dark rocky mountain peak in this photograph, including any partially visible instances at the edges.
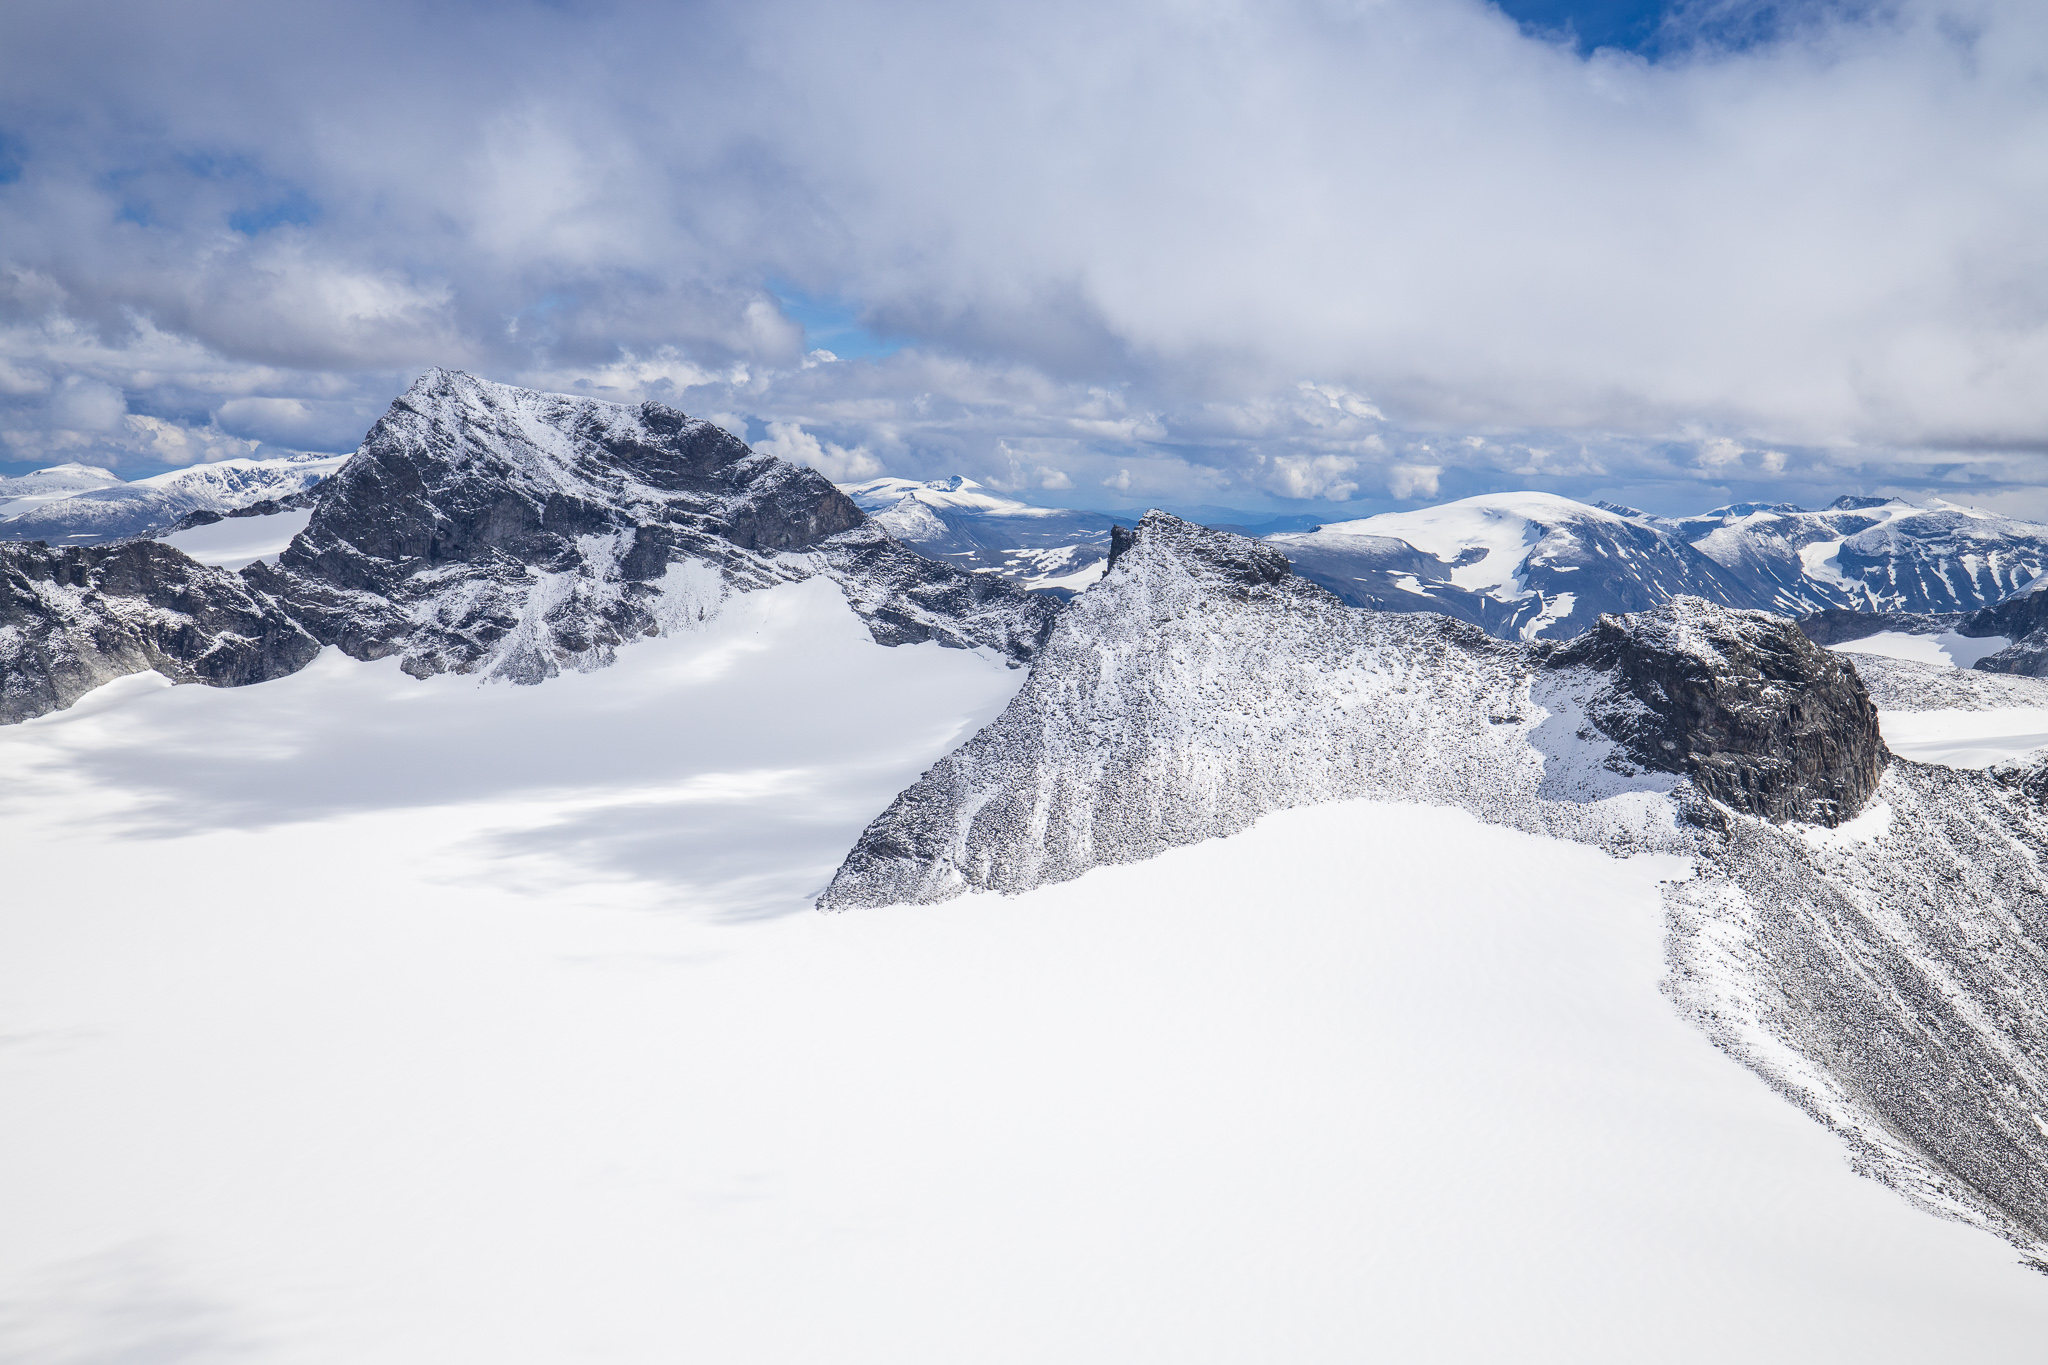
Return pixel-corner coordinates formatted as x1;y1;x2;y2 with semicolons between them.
1546;598;1885;826
0;371;1060;720
251;370;1053;682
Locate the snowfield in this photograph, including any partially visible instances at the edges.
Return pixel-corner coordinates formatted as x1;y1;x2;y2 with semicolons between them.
156;508;316;569
3;580;2045;1361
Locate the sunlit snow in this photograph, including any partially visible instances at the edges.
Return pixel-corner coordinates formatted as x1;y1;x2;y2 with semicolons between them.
2;581;2044;1360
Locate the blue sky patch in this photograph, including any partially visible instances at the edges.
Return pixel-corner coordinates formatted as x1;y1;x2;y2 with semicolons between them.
771;284;904;360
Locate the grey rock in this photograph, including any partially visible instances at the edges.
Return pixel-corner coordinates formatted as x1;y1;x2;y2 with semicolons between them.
0;539;319;724
247;370;1056;682
1546;601;1887;826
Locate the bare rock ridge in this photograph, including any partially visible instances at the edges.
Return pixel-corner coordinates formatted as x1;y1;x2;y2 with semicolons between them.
0;540;319;725
823;512;2048;1266
1546;600;1885;825
0;370;1059;718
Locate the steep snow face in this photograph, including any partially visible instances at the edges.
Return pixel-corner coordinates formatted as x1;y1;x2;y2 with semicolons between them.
840;475;1122;597
826;513;2048;1265
1272;492;1753;640
0;454;345;545
253;373;1058;683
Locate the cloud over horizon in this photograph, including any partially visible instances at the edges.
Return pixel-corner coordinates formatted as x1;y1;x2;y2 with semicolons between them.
1;0;2045;516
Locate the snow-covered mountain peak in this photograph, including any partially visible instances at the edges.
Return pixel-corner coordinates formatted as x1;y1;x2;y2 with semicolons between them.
1271;489;1754;640
843;474;1071;519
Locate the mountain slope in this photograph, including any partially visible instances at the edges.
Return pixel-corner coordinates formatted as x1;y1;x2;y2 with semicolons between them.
824;511;2048;1264
1679;496;2048;614
841;475;1121;596
254;372;1057;683
0;372;1059;721
0;539;319;724
1268;492;1759;640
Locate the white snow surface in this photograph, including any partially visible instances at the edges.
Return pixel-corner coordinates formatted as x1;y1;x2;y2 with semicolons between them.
841;474;1071;519
1831;629;2013;670
1309;491;1612;594
1826;641;2048;767
2;585;2042;1360
156;508;316;568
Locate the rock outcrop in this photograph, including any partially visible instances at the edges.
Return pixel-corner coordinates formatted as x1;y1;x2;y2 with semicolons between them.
0;539;320;724
1546;600;1886;826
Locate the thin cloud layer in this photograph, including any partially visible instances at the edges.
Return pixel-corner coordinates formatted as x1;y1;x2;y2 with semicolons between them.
0;0;2043;515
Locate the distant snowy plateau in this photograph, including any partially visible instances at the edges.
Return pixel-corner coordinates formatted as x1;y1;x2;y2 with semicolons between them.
6;371;2048;1361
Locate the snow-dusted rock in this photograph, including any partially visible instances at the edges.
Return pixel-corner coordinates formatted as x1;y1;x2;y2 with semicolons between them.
821;511;2048;1264
1548;598;1884;826
246;371;1057;682
0;539;318;724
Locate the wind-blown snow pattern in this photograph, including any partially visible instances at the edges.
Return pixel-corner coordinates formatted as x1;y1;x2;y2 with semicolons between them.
0;453;347;545
825;511;2048;1264
841;475;1122;597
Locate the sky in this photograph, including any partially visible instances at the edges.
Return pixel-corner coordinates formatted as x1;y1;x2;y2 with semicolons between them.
0;0;2045;518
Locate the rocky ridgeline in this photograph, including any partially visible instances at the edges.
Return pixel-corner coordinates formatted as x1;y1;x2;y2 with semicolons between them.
823;512;1886;913
0;371;1059;717
0;540;318;724
823;511;2048;1264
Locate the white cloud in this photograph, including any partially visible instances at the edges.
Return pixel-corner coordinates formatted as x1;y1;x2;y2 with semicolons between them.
1102;468;1133;492
0;0;2044;514
1386;464;1442;500
49;378;125;433
751;420;882;481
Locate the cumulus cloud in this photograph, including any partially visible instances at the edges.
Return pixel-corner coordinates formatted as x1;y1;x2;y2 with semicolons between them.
0;0;2043;512
751;420;882;482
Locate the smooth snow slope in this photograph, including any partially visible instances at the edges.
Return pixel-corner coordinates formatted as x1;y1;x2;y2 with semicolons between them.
156;508;315;569
2;584;2044;1360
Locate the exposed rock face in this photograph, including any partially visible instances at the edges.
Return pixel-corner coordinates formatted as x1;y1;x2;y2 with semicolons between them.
0;370;1059;719
0;540;319;724
1958;581;2048;677
246;370;1057;682
1546;601;1886;826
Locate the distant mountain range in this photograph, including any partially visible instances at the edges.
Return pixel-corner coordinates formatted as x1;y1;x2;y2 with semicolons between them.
844;479;2048;639
0;453;346;544
14;436;2048;647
